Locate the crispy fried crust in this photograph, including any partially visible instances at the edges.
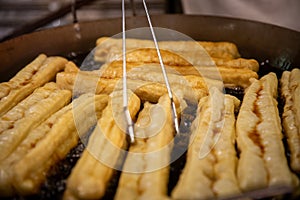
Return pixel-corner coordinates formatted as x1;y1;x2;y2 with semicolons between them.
0;54;68;117
0;82;71;162
10;93;108;195
236;73;298;192
281;68;300;172
115;95;174;200
171;88;241;199
63;91;140;200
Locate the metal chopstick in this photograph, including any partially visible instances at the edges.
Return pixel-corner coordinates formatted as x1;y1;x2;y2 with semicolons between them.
142;0;180;135
122;0;135;143
122;0;180;143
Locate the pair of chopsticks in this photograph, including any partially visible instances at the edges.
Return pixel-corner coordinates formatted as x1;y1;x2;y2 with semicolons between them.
121;0;179;143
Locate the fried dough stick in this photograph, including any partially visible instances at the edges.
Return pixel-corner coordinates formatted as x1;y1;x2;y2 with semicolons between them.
0;82;71;162
0;54;68;117
171;88;241;199
281;68;300;172
56;71;209;103
0;93;107;196
99;62;257;88
95;37;241;61
115;95;174;200
10;93;108;195
236;73;298;192
63;91;140;200
0;100;73;196
67;61;255;89
96;48;259;71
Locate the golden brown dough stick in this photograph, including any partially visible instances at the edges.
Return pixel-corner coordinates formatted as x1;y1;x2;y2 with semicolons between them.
114;104;150;200
97;48;258;71
281;68;300;172
118;63;256;88
0;54;68;117
95;37;240;62
236;77;268;191
136;97;174;200
0;82;71;162
98;61;257;88
10;93;108;195
195;40;240;59
57;66;223;91
56;71;209;103
213;57;259;72
115;95;174;200
64;91;140;200
171;88;241;199
236;73;298;192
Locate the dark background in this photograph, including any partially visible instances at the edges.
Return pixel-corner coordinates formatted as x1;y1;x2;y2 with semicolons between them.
0;0;182;42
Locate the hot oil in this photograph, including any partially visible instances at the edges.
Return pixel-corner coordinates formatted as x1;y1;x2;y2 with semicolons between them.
15;142;86;200
168;100;198;194
225;86;244;101
259;59;286;78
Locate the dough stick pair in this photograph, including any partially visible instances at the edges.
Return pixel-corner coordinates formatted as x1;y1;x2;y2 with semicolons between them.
236;73;298;192
6;93;108;196
95;37;241;62
63;91;140;200
0;82;71;162
0;54;68;117
95;61;257;88
95;48;258;71
115;95;174;200
56;71;209;103
171;88;241;199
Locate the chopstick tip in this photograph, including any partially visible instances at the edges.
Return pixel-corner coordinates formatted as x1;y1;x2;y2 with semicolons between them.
128;124;135;143
171;100;180;135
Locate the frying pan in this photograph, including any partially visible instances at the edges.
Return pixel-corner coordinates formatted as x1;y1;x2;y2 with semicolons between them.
0;14;300;199
0;14;299;82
